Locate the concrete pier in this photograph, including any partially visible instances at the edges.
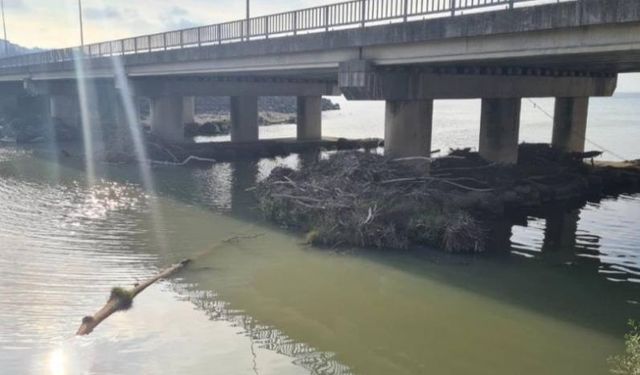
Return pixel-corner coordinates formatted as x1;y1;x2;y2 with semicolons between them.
552;97;589;153
230;96;258;142
384;100;433;158
151;96;184;143
296;96;322;141
49;95;79;127
182;96;196;125
479;98;521;164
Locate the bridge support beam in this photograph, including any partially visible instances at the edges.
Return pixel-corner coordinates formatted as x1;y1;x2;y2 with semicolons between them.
151;96;184;143
49;95;79;127
552;97;589;153
230;96;258;142
182;96;196;124
479;98;521;164
384;100;433;158
297;96;322;141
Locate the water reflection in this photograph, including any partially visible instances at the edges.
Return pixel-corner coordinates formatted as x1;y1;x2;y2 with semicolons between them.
175;286;351;375
511;196;640;284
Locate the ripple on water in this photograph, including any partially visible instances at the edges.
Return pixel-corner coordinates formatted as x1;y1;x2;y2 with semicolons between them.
0;176;160;350
510;194;640;284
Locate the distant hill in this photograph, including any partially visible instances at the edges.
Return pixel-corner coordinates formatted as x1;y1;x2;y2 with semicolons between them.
0;40;43;58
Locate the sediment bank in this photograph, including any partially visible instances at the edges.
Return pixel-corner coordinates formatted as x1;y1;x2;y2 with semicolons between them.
255;144;640;253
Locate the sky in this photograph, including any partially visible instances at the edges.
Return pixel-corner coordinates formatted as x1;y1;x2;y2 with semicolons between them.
1;0;639;91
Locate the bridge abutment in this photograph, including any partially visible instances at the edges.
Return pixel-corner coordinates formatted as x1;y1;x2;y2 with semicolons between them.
230;96;259;142
297;96;322;141
552;97;589;153
384;100;433;158
479;98;522;164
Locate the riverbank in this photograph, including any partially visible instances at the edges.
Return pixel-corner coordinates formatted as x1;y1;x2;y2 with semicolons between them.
256;144;640;252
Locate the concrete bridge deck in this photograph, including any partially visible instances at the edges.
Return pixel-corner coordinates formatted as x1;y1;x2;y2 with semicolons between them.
0;0;638;163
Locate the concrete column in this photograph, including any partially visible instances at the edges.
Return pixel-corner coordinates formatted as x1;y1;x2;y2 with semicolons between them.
384;100;433;158
479;98;521;164
109;93;139;156
552;97;589;153
230;96;258;142
49;95;79;127
297;96;322;140
151;96;184;143
182;96;196;124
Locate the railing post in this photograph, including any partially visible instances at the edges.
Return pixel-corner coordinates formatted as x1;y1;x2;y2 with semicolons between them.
293;11;298;35
404;0;409;22
148;35;151;52
450;0;456;16
198;28;202;46
265;16;269;39
121;40;125;56
361;0;366;28
218;24;222;45
134;38;138;54
324;6;329;32
180;30;184;48
163;34;167;50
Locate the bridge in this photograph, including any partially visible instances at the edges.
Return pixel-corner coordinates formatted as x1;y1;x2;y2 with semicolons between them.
0;0;638;162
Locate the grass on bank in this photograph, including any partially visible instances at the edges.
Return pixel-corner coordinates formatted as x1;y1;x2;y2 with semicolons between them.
609;320;640;375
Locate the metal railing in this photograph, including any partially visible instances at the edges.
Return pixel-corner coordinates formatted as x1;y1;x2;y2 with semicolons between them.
0;0;576;69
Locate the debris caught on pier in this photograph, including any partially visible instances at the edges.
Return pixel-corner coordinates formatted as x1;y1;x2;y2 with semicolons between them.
256;144;640;253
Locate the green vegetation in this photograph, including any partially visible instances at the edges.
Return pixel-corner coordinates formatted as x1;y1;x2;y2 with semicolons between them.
609;320;640;375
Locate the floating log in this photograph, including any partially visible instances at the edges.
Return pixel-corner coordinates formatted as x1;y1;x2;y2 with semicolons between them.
76;259;191;336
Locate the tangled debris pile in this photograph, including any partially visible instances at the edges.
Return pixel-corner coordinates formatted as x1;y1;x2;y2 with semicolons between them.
256;144;640;252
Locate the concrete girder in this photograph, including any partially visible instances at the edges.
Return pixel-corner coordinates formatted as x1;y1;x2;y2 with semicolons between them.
130;78;339;98
339;61;617;100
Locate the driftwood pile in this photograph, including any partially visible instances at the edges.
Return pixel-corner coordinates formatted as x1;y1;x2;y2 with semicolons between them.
256;144;640;252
